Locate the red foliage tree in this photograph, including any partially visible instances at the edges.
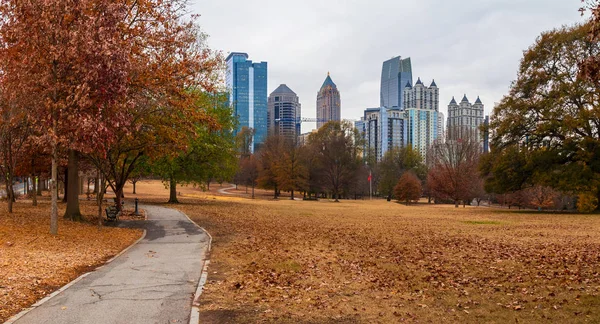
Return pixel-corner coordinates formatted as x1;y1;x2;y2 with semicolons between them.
394;172;422;205
427;137;481;207
0;0;131;233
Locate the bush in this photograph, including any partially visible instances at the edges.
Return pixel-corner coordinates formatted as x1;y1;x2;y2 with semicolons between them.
394;172;422;205
577;192;598;213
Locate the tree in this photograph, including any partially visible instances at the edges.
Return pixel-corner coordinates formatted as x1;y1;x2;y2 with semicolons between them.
581;1;600;83
239;155;259;199
151;92;236;203
0;96;31;213
308;121;362;202
0;0;133;232
236;127;255;158
85;0;221;212
428;137;480;207
489;23;600;208
276;143;308;200
257;135;285;198
394;172;422;205
378;146;426;200
526;185;559;210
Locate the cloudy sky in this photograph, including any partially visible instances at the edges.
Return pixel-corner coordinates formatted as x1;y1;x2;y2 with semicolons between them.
191;0;587;133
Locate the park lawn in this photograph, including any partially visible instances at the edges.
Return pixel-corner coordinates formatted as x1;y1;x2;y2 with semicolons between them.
0;197;142;322
131;181;600;323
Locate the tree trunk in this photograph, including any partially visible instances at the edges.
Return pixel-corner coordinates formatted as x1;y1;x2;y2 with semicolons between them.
454;200;459;208
50;145;58;235
31;174;37;206
5;179;13;213
207;181;210;191
251;184;255;199
93;171;99;194
64;150;82;221
24;177;28;196
62;166;68;203
114;186;124;212
290;190;294;200
132;181;137;194
168;176;178;203
97;175;106;226
79;175;84;194
37;176;43;195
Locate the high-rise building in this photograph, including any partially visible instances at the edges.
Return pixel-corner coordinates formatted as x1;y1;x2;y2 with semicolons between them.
380;56;412;108
446;95;485;142
226;52;268;152
316;73;341;129
267;84;301;143
356;107;406;161
403;78;441;160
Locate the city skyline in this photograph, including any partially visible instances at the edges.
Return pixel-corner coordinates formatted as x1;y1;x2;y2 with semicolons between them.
192;1;585;133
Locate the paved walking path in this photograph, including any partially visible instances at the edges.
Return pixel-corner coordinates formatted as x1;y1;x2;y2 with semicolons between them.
11;205;210;324
217;184;236;195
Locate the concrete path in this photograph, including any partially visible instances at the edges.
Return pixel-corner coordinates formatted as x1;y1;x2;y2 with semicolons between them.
11;205;210;324
217;184;236;195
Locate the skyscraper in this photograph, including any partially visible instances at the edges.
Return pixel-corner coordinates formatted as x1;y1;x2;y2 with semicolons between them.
226;52;268;152
403;78;441;160
380;56;412;108
357;107;406;161
446;95;485;142
267;84;301;143
316;73;341;129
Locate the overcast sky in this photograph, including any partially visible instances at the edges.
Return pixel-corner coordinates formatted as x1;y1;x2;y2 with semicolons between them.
191;0;587;133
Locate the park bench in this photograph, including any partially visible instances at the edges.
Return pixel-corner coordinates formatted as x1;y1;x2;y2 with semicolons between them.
105;206;120;222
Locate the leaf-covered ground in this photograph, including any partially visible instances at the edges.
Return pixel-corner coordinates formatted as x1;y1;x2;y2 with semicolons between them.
123;181;600;323
0;197;142;322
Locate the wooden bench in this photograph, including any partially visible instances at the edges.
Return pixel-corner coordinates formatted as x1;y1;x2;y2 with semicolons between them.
105;206;120;222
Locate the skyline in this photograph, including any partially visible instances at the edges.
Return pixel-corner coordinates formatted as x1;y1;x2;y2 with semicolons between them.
193;0;587;133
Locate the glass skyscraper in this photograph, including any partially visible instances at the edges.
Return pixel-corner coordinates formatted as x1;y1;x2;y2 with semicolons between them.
380;56;412;108
226;52;268;152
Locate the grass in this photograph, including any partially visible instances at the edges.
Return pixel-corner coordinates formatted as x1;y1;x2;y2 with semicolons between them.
125;180;600;323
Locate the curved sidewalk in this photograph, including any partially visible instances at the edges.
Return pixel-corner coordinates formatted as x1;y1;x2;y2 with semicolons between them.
10;205;210;324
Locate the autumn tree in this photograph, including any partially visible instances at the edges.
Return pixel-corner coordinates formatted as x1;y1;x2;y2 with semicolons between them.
85;0;221;212
581;1;600;83
0;0;134;232
239;155;259;199
0;95;31;213
257;135;285;198
275;142;308;200
394;172;422;205
428;137;481;207
488;23;600;210
378;146;426;201
151;92;236;203
308;121;362;202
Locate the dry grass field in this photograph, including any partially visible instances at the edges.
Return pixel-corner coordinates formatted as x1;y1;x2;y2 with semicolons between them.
0;196;142;322
129;181;600;323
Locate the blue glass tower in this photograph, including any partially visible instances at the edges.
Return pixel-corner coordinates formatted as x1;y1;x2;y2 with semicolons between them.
380;56;412;108
226;52;268;152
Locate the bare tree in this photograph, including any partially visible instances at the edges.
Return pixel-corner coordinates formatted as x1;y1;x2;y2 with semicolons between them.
427;135;481;207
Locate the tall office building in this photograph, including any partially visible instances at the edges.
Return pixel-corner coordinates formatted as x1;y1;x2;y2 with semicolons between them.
226;52;268;152
446;95;485;142
403;78;441;160
356;107;406;161
267;84;301;143
316;73;341;129
380;56;412;108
